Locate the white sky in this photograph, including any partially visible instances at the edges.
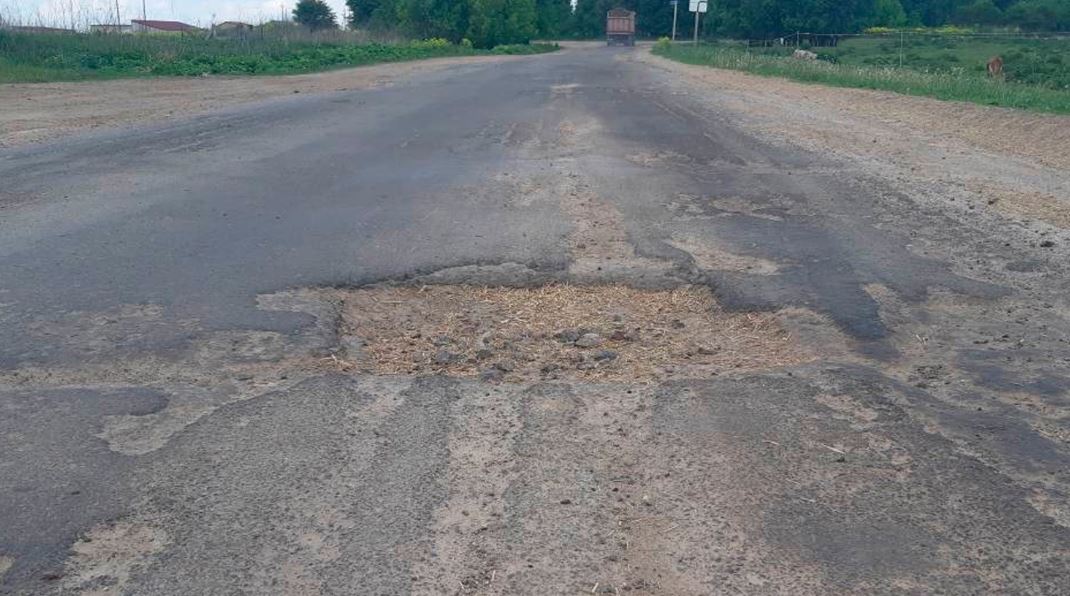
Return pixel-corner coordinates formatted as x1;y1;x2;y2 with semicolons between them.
1;0;350;28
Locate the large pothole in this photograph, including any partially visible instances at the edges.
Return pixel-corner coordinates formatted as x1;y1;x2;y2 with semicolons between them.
335;283;816;382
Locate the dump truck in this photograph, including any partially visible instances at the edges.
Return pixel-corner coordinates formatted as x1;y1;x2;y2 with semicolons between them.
606;8;636;46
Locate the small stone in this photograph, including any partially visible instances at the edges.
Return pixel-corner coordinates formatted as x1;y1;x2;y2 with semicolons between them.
475;348;494;360
480;368;504;383
593;350;618;362
432;335;452;347
575;333;604;348
671;319;686;329
697;346;719;355
1040;240;1055;248
559;499;572;505
434;349;461;365
494;360;515;372
554;329;582;343
540;363;561;374
610;328;637;342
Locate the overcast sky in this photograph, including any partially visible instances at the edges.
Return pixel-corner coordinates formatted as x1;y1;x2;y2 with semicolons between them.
2;0;350;28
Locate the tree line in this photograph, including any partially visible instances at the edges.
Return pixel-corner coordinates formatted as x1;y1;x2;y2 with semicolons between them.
698;0;1070;38
292;0;1070;45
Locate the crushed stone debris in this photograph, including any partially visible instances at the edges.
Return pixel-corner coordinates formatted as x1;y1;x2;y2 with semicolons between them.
336;284;814;382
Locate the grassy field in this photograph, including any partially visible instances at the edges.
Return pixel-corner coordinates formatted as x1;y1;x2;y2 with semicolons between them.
0;32;557;83
653;36;1070;114
823;35;1070;90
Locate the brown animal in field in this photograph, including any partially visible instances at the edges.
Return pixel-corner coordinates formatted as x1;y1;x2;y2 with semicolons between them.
987;56;1004;79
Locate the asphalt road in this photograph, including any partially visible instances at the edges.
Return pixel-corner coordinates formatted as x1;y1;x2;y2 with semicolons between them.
2;46;1069;594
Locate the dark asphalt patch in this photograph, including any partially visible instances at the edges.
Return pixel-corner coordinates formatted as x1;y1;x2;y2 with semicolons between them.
0;387;168;591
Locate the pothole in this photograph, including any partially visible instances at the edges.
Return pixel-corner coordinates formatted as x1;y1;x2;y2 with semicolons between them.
335;283;815;382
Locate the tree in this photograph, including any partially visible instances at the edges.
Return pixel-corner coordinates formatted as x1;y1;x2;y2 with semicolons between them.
899;0;958;26
1006;0;1070;31
468;0;538;46
393;0;471;40
293;0;338;30
536;0;572;38
636;0;674;38
347;0;385;27
871;0;908;27
570;0;604;38
953;0;1003;24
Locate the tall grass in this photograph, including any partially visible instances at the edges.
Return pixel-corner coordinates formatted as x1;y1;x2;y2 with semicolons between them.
653;42;1070;115
0;31;558;83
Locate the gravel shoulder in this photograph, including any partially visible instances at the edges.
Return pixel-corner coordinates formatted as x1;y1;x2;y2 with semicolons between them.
0;54;520;148
636;51;1070;230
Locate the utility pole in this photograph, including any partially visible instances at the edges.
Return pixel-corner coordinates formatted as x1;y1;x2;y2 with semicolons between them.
142;0;147;20
692;2;700;44
671;0;678;42
114;0;121;25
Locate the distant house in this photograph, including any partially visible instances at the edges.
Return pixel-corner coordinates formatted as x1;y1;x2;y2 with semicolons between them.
89;24;132;34
130;19;199;34
212;21;254;38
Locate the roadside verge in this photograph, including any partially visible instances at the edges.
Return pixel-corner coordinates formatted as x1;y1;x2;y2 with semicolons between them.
0;54;528;148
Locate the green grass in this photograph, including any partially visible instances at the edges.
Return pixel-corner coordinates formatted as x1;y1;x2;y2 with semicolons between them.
0;31;558;83
653;39;1070;115
820;36;1070;90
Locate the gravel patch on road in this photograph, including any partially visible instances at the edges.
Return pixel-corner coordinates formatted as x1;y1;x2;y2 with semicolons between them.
337;284;812;382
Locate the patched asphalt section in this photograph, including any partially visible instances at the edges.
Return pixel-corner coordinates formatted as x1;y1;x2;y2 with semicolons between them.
24;370;1067;594
563;69;1010;345
650;371;1070;592
0;388;168;589
87;376;452;594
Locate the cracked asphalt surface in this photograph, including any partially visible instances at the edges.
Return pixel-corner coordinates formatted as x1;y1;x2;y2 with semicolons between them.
2;45;1069;594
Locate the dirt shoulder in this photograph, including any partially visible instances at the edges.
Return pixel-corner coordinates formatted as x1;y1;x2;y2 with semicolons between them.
637;51;1070;172
635;51;1070;230
0;55;518;149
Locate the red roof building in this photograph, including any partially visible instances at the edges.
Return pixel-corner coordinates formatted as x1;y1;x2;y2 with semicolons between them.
130;20;199;34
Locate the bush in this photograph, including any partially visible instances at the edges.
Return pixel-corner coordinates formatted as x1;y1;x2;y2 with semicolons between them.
491;43;559;55
654;37;671;51
416;37;452;49
0;31;561;83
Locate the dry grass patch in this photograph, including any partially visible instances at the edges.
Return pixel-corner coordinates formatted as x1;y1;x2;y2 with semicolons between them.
338;284;812;382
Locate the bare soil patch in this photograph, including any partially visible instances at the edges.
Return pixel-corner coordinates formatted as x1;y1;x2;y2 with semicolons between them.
62;521;169;595
0;55;517;148
337;284;813;382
